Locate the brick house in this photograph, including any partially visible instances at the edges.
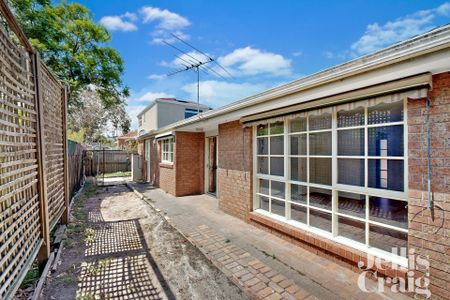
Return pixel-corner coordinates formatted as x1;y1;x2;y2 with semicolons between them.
137;26;450;299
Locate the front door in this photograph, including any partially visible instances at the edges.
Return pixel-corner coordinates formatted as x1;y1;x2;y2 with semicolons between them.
207;137;217;194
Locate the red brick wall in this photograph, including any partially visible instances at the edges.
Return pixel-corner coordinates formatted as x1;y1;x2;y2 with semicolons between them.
217;121;253;221
158;138;176;195
175;131;205;196
407;72;450;300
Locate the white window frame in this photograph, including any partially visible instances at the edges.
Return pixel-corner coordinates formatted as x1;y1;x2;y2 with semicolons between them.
161;138;174;163
253;99;408;266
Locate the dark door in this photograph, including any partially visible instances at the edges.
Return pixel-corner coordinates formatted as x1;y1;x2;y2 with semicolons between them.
208;137;217;194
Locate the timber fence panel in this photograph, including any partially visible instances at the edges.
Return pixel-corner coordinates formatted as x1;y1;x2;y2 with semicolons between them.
39;61;66;229
0;14;42;300
68;140;85;198
0;2;68;298
85;150;132;176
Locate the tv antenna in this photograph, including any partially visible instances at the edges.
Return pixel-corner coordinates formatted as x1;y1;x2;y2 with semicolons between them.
165;33;233;114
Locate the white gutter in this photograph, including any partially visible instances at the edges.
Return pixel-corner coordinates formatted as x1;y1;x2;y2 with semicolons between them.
138;24;450;140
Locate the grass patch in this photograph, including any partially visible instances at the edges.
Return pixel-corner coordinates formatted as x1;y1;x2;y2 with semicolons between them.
20;262;39;288
96;171;131;178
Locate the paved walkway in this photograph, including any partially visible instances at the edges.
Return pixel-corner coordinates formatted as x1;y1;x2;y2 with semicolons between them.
128;181;412;300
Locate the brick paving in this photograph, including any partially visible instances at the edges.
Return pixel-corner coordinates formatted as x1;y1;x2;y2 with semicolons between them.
184;224;315;300
128;181;412;300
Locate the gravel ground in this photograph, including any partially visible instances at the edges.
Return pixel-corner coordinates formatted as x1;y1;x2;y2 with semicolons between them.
41;182;246;300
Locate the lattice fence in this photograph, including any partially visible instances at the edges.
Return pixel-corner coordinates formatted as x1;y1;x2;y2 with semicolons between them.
40;63;66;228
0;2;68;299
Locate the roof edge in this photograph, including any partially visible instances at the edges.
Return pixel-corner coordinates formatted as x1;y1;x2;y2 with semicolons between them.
138;24;450;140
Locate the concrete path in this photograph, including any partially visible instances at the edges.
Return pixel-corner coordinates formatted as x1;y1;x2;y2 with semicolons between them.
128;181;412;300
42;183;246;300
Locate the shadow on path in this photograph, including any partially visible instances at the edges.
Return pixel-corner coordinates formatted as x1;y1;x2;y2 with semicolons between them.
75;186;176;300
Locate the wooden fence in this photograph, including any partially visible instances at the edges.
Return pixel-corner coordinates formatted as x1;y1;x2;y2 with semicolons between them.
85;149;132;177
0;2;69;299
68;140;85;198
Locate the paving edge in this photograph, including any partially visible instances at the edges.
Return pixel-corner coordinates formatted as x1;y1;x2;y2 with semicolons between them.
124;183;315;300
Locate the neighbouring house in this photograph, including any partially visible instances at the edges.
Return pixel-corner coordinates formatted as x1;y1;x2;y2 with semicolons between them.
137;97;211;136
115;131;137;150
137;25;450;298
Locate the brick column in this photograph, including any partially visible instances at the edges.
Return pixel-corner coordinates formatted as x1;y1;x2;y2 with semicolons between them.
217;121;253;221
407;72;450;300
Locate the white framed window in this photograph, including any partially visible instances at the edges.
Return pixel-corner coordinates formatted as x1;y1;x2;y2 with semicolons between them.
254;99;408;262
161;138;174;163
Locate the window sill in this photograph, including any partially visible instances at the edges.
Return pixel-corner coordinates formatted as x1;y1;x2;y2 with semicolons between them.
160;162;174;169
250;210;408;268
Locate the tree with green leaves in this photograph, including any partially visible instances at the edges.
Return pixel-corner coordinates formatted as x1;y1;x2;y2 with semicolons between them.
9;0;130;134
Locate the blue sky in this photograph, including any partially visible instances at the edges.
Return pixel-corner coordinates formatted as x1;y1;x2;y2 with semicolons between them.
73;0;450;129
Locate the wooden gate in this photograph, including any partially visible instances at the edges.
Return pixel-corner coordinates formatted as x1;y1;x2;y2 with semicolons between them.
0;2;68;298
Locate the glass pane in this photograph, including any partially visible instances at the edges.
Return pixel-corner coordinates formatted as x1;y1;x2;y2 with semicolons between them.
259;195;269;212
309;132;331;155
291;184;307;204
337;107;365;127
369;196;408;229
258;179;269;195
309;113;332;130
270;157;284;176
290;134;307;155
338;191;365;219
271;199;285;217
270;121;284;134
309;187;332;210
310;158;331;185
338;159;364;187
271;181;285;199
290;117;307;132
368;125;403;156
257;157;268;174
257;137;268;155
291;204;307;223
368;159;404;191
257;124;269;136
338;216;366;244
338;129;364;156
310;209;332;232
270;136;284;155
290;158;307;182
368;101;403;124
369;225;407;255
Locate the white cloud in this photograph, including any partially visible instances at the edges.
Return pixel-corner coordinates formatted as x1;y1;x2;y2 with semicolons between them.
100;13;138;32
292;51;302;57
138;92;175;102
217;47;292;77
122;12;138;21
352;2;450;55
148;74;167;80
140;6;190;44
182;80;268;107
140;6;190;30
151;30;190;45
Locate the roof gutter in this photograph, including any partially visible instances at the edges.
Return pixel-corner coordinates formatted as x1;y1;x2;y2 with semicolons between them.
138;25;450;141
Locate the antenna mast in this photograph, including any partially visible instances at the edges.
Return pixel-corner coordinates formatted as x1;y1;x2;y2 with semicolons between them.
164;34;233;113
165;43;213;114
